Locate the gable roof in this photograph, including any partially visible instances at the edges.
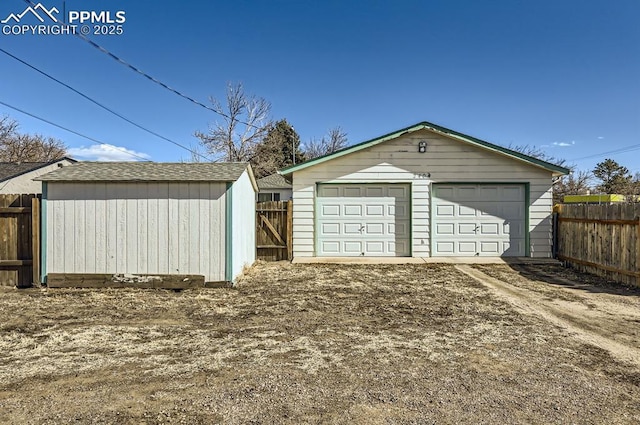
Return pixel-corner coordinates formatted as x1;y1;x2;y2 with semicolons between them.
280;121;570;176
36;162;257;189
0;157;75;183
257;173;292;190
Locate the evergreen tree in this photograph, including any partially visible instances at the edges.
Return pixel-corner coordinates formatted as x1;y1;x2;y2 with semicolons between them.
593;158;632;194
251;119;304;178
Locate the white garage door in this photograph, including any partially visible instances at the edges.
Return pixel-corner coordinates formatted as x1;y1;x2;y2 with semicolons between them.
432;184;526;257
317;184;410;256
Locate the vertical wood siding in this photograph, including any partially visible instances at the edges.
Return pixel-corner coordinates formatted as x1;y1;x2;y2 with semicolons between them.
46;182;227;282
230;170;257;279
292;129;554;258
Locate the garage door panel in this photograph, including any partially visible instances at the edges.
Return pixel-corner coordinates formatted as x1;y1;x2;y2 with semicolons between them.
365;241;385;254
317;184;410;256
502;187;523;201
320;186;340;197
344;241;363;253
458;205;476;216
458;242;476;254
343;187;362;197
437;204;455;217
479;223;499;235
480;186;499;200
322;204;340;216
366;204;384;216
436;223;454;235
436;241;455;253
321;223;340;235
389;203;409;219
366;223;384;234
321;241;340;254
433;184;526;257
480;241;500;254
458;223;477;235
344;204;362;216
390;221;409;237
343;223;362;235
365;187;385;197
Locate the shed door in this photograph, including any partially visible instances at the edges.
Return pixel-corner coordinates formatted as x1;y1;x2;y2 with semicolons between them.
432;184;526;256
317;184;410;256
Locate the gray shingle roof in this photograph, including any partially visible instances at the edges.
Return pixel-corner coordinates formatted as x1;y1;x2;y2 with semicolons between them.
257;173;292;190
0;157;75;182
36;162;250;182
0;162;48;182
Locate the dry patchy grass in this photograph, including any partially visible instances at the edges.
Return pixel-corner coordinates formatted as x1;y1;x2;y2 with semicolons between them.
0;262;639;424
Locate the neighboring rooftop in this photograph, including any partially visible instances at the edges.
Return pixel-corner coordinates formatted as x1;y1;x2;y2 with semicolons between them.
257;173;292;190
0;157;75;182
36;162;251;182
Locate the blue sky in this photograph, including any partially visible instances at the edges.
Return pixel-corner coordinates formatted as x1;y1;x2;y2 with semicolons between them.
1;0;638;175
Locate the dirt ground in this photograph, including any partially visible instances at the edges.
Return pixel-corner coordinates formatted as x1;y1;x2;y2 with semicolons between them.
0;262;639;424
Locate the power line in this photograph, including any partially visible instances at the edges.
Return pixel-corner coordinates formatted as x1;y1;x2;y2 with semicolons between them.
20;0;261;131
569;143;640;161
0;100;152;162
0;47;212;162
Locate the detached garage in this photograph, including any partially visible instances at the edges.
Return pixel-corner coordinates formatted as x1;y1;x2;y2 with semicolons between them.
36;162;257;286
281;121;569;259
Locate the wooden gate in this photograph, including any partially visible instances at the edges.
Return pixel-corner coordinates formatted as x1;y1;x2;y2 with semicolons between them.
0;194;40;288
256;200;292;261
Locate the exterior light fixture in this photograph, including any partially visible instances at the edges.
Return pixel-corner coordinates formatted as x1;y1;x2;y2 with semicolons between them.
418;141;427;153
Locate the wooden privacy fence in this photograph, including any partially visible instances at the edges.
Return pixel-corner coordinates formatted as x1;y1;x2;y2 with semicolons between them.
256;200;292;261
555;203;640;286
0;194;40;288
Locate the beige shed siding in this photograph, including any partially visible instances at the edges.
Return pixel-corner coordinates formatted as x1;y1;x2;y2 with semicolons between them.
292;129;554;258
231;169;257;280
46;181;227;281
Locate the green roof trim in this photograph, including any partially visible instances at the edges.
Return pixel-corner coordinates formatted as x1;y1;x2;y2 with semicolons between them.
280;121;570;176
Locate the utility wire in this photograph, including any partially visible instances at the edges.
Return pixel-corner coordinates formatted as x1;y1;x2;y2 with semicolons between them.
21;0;261;131
0;100;152;162
0;47;212;162
569;143;640;161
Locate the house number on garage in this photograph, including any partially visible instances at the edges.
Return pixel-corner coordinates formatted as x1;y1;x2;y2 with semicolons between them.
414;172;431;179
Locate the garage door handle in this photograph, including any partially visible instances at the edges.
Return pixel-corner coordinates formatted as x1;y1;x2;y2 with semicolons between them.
360;225;365;232
474;225;480;232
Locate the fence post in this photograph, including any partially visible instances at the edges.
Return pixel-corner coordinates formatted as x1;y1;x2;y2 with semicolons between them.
637;216;640;287
287;200;293;261
32;196;40;285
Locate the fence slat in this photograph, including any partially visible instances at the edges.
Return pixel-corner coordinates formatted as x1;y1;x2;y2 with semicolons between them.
557;203;640;286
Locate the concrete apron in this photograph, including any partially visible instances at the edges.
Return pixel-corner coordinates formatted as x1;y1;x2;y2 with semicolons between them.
292;257;561;265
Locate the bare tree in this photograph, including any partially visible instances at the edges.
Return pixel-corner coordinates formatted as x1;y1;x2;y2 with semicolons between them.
194;83;271;162
304;126;348;159
508;144;567;168
553;170;592;204
0;116;67;162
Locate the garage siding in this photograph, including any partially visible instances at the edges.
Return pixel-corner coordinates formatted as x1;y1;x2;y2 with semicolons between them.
46;182;227;282
292;128;553;258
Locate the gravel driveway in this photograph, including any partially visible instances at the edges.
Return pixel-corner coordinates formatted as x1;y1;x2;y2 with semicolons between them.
0;262;639;424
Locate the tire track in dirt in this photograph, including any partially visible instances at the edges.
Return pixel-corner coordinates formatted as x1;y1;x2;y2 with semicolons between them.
455;264;640;369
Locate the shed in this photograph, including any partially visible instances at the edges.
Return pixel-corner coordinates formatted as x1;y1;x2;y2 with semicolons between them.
280;121;570;259
257;173;292;202
36;162;257;286
0;157;75;194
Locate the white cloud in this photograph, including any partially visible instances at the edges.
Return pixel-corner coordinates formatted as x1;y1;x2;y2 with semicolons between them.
597;136;604;140
68;144;151;161
552;141;576;147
